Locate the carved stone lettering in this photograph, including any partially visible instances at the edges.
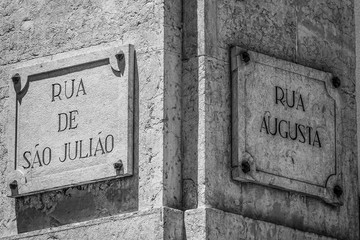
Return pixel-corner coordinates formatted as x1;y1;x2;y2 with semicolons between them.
7;45;135;196
231;47;342;205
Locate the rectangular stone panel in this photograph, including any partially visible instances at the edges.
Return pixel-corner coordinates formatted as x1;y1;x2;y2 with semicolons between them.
231;47;343;205
6;44;135;197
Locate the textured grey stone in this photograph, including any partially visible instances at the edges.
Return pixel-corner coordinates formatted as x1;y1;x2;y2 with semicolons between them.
0;207;183;240
0;0;358;239
182;0;358;239
184;208;336;240
0;0;183;236
231;47;342;205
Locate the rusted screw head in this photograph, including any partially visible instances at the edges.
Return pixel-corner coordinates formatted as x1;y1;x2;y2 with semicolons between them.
12;73;20;84
333;185;343;197
332;77;340;88
113;161;123;170
9;180;18;190
241;51;250;63
241;161;251;174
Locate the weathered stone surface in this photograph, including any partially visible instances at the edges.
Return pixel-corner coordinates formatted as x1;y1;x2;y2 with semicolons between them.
356;0;360;195
0;0;358;239
0;0;182;236
0;77;17;236
6;44;134;196
0;0;165;66
163;50;182;208
231;47;342;205
182;0;358;239
0;207;183;240
184;208;336;240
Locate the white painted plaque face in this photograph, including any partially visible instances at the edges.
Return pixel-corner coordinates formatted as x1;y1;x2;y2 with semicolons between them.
7;45;134;196
231;47;343;205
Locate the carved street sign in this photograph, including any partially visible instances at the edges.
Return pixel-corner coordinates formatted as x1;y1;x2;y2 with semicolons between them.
7;44;134;196
231;47;343;205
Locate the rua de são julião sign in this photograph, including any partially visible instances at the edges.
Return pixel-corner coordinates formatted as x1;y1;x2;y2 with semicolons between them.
7;44;134;196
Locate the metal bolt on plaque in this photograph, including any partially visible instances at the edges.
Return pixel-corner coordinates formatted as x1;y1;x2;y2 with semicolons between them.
9;180;18;196
12;73;20;84
333;185;343;198
111;52;126;76
116;53;125;62
241;161;251;174
114;160;124;175
241;51;250;63
332;77;341;88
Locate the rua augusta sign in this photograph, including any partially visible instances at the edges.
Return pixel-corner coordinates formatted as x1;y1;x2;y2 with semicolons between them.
231;47;343;205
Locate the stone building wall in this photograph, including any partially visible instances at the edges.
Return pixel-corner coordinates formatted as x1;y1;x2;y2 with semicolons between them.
0;0;182;236
0;0;358;239
182;1;358;239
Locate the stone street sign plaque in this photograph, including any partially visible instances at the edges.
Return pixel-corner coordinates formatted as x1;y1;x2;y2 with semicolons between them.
231;47;343;205
7;44;134;197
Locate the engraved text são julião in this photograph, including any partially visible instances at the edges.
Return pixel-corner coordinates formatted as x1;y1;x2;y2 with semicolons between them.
21;78;115;169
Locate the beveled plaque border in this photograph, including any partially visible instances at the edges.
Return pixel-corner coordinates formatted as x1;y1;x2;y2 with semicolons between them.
231;47;343;205
6;44;135;197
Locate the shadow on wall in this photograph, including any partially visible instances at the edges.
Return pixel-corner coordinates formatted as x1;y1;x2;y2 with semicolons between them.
182;0;199;210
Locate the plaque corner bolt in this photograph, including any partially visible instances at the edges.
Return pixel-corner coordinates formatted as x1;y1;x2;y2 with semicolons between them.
9;180;18;189
116;52;125;62
240;51;250;63
9;180;18;196
333;185;343;198
241;160;251;174
11;73;20;85
332;76;341;88
113;160;123;171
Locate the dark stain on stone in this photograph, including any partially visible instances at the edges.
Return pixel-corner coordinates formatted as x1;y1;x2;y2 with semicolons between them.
51;191;96;222
290;213;305;229
49;216;62;228
17;207;48;233
16;177;138;233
